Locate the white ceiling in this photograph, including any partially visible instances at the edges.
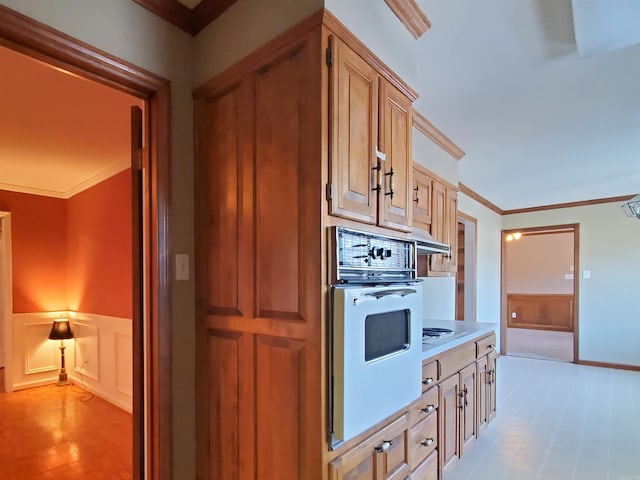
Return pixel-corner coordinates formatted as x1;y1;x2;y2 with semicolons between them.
415;0;640;210
0;46;141;199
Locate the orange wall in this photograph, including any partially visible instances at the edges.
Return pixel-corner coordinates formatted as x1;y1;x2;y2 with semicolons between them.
67;170;132;318
0;190;68;312
0;170;131;317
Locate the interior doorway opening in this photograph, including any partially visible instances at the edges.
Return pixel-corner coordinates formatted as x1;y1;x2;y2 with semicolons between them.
457;213;478;322
501;224;580;363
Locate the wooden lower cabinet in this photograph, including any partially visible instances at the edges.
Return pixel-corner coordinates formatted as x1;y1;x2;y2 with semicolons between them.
329;413;411;480
439;374;460;471
410;450;438;480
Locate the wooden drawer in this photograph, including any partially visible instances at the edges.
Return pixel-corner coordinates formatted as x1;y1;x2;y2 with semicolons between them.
476;333;497;357
411;449;438;480
410;385;438;426
421;359;438;392
409;413;437;470
439;342;476;380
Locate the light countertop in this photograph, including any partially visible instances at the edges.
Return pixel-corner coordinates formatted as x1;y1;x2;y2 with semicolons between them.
421;320;497;360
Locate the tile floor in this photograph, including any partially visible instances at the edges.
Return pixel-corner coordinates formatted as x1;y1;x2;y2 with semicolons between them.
445;355;640;480
0;382;132;479
507;327;574;362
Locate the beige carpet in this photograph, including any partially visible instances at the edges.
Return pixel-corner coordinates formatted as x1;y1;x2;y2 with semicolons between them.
506;327;574;362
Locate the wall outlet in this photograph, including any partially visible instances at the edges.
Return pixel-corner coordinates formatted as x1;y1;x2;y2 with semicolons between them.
511;312;517;318
175;254;189;281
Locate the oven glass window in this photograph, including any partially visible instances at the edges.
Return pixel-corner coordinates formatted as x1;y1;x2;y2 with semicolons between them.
364;309;410;362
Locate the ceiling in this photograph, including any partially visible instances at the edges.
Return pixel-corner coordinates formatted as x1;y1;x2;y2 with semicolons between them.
0;46;141;199
415;0;640;211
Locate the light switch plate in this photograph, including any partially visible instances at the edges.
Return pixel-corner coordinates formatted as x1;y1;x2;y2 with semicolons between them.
511;312;517;318
583;270;591;279
175;254;189;281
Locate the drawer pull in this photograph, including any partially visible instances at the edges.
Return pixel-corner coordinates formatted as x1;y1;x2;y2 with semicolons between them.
421;404;435;414
375;440;392;453
422;377;434;385
487;344;495;349
420;438;434;447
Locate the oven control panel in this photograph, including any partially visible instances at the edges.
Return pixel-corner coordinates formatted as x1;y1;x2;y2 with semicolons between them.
331;227;416;283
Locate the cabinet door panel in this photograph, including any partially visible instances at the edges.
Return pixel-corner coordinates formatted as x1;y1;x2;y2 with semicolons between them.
444;188;458;272
476;356;489;434
488;351;498;422
329;37;378;224
440;374;459;471
255;335;306;479
460;364;476;453
206;330;254;480
429;182;447;272
412;166;433;231
379;80;412;232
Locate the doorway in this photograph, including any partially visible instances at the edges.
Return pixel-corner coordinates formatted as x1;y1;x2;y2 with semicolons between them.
0;6;172;479
457;213;478;321
501;224;579;363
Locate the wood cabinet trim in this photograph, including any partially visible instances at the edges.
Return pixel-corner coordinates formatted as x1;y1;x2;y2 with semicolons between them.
323;9;419;102
384;0;431;39
413;162;457;192
412;109;464;160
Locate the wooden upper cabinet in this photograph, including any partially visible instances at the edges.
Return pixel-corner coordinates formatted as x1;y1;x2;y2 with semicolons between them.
328;36;413;232
329;36;379;225
412;164;433;231
429;180;458;274
378;79;412;232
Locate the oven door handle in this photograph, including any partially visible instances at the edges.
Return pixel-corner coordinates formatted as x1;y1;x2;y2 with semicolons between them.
364;288;417;299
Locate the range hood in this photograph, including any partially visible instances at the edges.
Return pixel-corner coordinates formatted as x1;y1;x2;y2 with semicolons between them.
412;229;451;255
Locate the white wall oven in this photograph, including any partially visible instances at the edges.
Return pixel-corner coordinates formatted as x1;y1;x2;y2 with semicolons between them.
329;227;422;446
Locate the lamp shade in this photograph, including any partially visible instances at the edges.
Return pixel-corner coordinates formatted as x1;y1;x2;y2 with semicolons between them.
48;318;73;340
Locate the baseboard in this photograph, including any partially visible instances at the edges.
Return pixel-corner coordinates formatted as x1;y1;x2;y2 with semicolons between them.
69;373;132;413
13;376;58;391
578;360;640;372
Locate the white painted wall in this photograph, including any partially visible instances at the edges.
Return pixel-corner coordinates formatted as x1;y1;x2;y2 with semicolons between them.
194;0;322;84
413;128;459;185
457;193;503;350
506;232;574;294
502;203;640;366
325;0;417;88
0;1;196;474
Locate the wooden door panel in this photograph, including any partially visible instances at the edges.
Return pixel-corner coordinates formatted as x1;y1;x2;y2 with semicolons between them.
329;36;378;224
430;182;446;272
460;364;476;453
412;166;433;230
198;83;251;317
207;330;254;480
255;335;306;479
488;351;497;422
445;189;458;272
440;374;459;471
476;357;488;433
379;80;411;232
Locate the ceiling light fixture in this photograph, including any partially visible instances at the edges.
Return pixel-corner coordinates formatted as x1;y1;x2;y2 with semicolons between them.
505;232;522;242
621;194;640;219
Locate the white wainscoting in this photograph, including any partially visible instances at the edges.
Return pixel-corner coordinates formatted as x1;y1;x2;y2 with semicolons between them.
11;311;133;413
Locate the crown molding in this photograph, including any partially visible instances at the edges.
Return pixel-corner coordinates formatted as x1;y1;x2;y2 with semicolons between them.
503;194;635;215
458;182;504;215
384;0;431;39
131;0;237;35
412;109;465;160
0;160;130;199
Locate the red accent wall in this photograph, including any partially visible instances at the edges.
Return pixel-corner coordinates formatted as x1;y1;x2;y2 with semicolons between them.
67;170;132;318
0;170;131;317
0;191;68;312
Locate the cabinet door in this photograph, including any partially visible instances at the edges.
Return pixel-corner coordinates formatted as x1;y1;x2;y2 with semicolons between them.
460;364;477;454
329;414;410;480
429;182;447;272
412;165;433;232
329;36;379;225
439;374;459;471
488;351;498;422
378;79;412;232
444;188;458;272
411;450;438;480
476;356;489;434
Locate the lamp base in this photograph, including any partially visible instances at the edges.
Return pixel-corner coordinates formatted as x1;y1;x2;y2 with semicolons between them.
56;372;70;386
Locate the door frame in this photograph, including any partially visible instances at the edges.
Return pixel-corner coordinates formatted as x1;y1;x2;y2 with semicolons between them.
457;212;478;322
0;212;12;388
0;6;173;479
500;223;580;362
